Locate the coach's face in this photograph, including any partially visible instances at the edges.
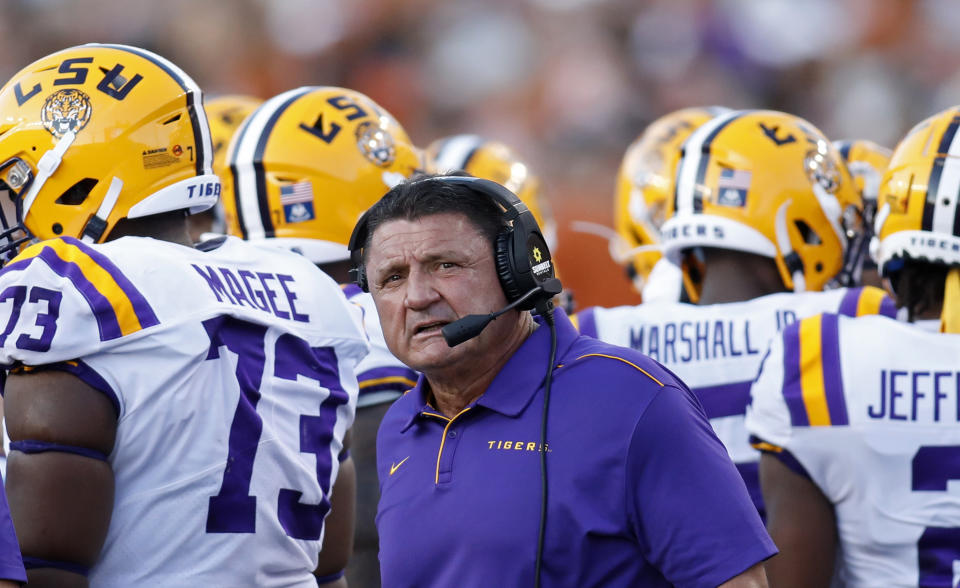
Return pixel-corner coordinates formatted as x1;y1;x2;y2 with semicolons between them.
366;212;512;375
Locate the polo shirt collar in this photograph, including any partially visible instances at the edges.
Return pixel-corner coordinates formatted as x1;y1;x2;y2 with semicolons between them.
398;308;581;431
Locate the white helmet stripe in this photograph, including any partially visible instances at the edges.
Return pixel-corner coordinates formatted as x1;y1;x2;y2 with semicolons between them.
230;86;316;241
673;110;744;217
931;122;960;236
433;134;485;172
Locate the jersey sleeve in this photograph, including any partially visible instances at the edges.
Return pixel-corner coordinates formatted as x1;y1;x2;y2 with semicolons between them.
627;384;776;587
747;313;852;482
744;327;795;451
835;285;898;319
0;237;159;369
341;286;417;408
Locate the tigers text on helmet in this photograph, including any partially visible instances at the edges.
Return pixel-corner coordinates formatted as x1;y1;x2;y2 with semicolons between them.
873;106;960;273
425;134;557;251
661;109;861;294
874;106;960;332
613;106;729;294
222;86;423;265
0;43;217;262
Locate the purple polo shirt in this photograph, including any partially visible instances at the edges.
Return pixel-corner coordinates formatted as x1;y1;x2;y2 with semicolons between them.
0;475;26;583
376;310;775;587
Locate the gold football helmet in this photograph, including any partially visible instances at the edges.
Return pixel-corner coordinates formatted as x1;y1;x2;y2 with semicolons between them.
874;106;960;331
661;109;860;294
613;106;729;294
0;43;217;261
222;86;422;264
425;134;557;250
206;95;263;179
874;106;960;274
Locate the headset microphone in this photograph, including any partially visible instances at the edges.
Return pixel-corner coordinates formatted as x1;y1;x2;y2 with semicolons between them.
441;278;562;347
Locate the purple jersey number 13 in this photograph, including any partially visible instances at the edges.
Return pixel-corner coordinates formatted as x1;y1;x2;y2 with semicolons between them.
202;316;349;540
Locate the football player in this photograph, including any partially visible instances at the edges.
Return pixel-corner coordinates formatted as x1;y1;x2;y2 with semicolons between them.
186;94;262;242
612;106;729;302
0;45;368;587
747;106;960;587
574;110;898;519
221;86;423;588
833;139;892;289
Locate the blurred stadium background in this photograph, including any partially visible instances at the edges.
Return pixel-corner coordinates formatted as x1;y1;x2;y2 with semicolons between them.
4;0;955;308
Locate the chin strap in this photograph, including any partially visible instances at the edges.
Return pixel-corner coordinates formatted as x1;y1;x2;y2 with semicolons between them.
20;131;76;219
81;177;123;243
774;199;806;292
941;267;960;333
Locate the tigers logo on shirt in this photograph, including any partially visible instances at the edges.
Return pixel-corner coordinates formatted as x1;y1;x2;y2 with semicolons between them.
280;182;315;223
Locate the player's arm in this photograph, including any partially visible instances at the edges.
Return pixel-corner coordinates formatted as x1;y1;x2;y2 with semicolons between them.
759;452;836;588
4;370;117;588
315;429;356;587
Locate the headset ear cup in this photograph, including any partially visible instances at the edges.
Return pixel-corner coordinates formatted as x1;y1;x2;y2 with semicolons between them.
495;229;523;303
357;264;368;292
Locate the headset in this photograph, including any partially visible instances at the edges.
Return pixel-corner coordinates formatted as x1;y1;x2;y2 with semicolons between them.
348;175;560;313
348;175;561;586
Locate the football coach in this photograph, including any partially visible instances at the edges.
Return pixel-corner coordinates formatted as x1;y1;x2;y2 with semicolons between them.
348;174;775;587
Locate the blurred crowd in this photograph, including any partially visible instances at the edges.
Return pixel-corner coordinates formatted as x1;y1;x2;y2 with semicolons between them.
3;0;957;307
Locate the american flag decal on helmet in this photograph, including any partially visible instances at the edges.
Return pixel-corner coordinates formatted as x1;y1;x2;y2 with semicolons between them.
281;181;315;223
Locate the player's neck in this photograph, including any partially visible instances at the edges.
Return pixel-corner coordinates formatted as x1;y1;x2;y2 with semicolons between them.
107;211;193;247
425;313;536;418
698;251;786;305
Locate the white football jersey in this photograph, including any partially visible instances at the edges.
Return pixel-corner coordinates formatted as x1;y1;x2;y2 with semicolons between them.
0;235;369;587
341;284;418;408
747;314;960;587
574;286;898;515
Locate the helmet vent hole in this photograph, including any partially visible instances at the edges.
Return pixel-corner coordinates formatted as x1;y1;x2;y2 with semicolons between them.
163;114;182;125
794;220;822;245
52;223;63;235
56;178;98;206
815;262;824;272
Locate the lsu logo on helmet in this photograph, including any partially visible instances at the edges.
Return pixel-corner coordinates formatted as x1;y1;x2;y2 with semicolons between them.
41;89;92;138
356;120;396;167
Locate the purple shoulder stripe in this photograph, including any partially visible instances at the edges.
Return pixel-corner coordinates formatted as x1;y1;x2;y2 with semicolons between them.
819;314;849;426
62;237;159;329
781;321;808;426
879;295;898;318
837;287;862;317
36;248;123;340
